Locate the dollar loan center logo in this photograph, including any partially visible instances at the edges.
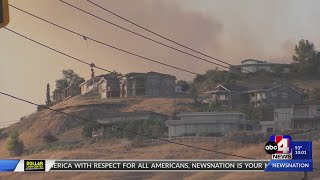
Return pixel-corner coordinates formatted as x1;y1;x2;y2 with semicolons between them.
265;135;292;159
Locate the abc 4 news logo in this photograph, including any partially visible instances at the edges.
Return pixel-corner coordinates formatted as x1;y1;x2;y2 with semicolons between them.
265;135;292;159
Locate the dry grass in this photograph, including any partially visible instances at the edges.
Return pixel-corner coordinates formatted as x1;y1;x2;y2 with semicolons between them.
1;95;319;179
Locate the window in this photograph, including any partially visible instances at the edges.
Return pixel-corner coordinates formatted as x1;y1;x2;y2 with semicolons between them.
280;103;287;108
281;92;288;99
270;92;277;98
220;94;226;100
262;93;267;99
257;93;261;100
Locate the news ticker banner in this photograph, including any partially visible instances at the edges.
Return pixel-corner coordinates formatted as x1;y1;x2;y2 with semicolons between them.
0;159;313;172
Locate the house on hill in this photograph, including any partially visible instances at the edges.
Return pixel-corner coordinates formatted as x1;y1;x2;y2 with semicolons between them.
166;112;258;137
120;71;176;97
204;83;304;109
79;76;102;95
97;74;120;99
291;103;320;129
53;83;73;103
79;71;176;99
79;74;120;98
230;59;291;74
248;83;303;108
261;102;320;133
204;84;249;107
120;72;146;97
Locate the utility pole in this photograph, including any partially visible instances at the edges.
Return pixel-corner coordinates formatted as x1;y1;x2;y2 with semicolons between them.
302;171;308;180
90;63;95;94
0;0;9;28
90;63;95;119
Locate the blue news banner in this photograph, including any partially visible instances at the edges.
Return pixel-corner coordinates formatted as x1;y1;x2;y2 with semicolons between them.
265;140;313;172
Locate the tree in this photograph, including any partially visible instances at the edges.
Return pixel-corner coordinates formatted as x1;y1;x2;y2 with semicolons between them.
7;131;24;156
292;39;320;76
310;88;320;101
81;124;93;138
43;132;58;143
37;104;46;111
293;39;317;64
177;80;190;92
55;69;85;96
110;70;122;77
46;83;52;106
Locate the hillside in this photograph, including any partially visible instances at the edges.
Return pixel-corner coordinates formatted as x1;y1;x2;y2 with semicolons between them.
193;69;320;95
1;95;319;179
1;95;194;155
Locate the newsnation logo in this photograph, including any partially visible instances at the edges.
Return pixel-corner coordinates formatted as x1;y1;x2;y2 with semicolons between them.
265;135;292;160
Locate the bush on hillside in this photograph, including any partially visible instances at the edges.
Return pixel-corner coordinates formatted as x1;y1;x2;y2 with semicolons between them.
43;132;59;143
81;124;93;138
7;131;24;156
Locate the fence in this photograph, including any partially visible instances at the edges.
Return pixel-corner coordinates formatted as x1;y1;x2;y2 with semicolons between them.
143;136;223;146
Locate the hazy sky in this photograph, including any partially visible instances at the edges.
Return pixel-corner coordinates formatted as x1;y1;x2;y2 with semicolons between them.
1;0;320;123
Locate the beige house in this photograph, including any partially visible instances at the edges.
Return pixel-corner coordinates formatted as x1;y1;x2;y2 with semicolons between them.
79;76;102;95
97;75;120;99
166;112;258;137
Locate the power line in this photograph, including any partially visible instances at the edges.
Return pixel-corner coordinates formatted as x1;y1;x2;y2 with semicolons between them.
2;27;312;118
86;0;233;67
4;26;199;79
66;0;320;95
5;6;315;107
0;91;256;160
58;0;230;70
4;27;114;75
8;4;316;95
3;3;318;165
8;5;200;76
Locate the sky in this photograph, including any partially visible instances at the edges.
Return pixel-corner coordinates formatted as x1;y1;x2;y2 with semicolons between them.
0;0;320;124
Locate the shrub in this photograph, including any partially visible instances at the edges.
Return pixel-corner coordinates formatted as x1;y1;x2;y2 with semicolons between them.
81;124;93;138
131;136;144;147
37;104;47;111
43;133;58;143
7;131;24;156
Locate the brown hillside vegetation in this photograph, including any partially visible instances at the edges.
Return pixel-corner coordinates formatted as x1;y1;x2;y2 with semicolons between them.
1;95;319;179
1;96;193;152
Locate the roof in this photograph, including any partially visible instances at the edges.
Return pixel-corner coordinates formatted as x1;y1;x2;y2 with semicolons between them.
146;71;176;79
241;59;266;64
177;112;246;117
246;84;275;91
79;76;103;87
80;73;119;87
247;83;303;94
167;112;251;126
204;84;249;93
124;71;176;79
239;59;290;67
166;119;250;125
